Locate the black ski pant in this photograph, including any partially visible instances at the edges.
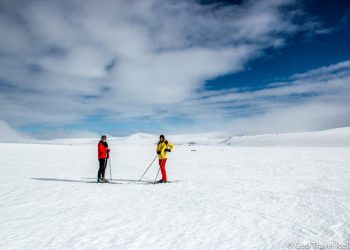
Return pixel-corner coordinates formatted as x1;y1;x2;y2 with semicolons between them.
98;158;107;180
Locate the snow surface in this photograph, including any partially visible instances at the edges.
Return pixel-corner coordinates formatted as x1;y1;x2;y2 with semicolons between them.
1;128;350;249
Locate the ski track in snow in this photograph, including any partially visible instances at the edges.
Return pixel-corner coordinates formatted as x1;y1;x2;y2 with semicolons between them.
1;133;350;250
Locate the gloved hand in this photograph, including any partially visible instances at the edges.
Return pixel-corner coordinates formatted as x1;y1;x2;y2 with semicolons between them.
165;149;171;152
157;151;161;155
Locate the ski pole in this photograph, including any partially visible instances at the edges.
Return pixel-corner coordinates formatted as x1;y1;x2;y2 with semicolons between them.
138;155;158;181
109;157;112;183
103;157;107;181
154;167;161;184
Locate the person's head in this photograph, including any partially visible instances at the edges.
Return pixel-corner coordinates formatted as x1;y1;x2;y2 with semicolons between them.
159;134;165;142
101;135;107;141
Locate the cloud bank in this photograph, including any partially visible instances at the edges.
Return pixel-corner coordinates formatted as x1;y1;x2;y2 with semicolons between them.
1;0;300;124
1;0;348;136
177;60;350;134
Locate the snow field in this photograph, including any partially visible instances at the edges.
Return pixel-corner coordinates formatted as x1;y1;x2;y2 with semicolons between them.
1;132;350;249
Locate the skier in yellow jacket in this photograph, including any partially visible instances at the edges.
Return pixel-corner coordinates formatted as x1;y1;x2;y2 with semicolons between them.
156;135;174;183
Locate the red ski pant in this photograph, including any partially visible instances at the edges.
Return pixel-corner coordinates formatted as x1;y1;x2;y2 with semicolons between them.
159;158;167;181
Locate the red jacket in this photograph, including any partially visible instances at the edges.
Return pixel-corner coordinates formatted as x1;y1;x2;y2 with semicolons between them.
98;141;109;159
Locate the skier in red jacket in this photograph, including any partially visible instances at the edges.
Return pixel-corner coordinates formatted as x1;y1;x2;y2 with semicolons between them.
97;135;110;182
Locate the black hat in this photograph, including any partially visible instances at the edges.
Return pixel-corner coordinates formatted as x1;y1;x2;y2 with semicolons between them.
101;135;107;140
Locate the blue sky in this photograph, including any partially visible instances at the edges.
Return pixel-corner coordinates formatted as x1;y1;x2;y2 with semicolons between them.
206;0;350;90
0;0;350;138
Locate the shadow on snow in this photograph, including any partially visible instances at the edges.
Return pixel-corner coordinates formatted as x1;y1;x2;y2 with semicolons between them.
31;177;120;184
31;177;163;185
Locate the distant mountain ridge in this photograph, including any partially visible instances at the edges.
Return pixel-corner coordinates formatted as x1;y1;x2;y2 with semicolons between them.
1;127;350;147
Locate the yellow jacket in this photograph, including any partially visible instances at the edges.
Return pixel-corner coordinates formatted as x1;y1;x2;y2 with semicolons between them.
156;140;174;160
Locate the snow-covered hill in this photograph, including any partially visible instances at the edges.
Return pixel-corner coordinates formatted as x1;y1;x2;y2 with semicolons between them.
0;128;349;249
20;126;350;147
221;127;350;147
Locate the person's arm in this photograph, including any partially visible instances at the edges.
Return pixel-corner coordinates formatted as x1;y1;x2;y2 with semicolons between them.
98;143;104;152
156;143;161;155
98;142;103;158
164;142;174;152
98;142;107;157
168;142;174;150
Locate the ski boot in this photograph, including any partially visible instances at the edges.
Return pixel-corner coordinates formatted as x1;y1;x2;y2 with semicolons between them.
156;180;167;183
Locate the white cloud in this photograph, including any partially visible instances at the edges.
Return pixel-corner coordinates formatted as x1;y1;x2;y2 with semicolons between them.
32;129;99;140
291;60;350;80
167;60;350;134
1;0;346;136
0;0;302;128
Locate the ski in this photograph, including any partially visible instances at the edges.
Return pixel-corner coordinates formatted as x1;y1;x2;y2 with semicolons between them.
149;180;182;184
